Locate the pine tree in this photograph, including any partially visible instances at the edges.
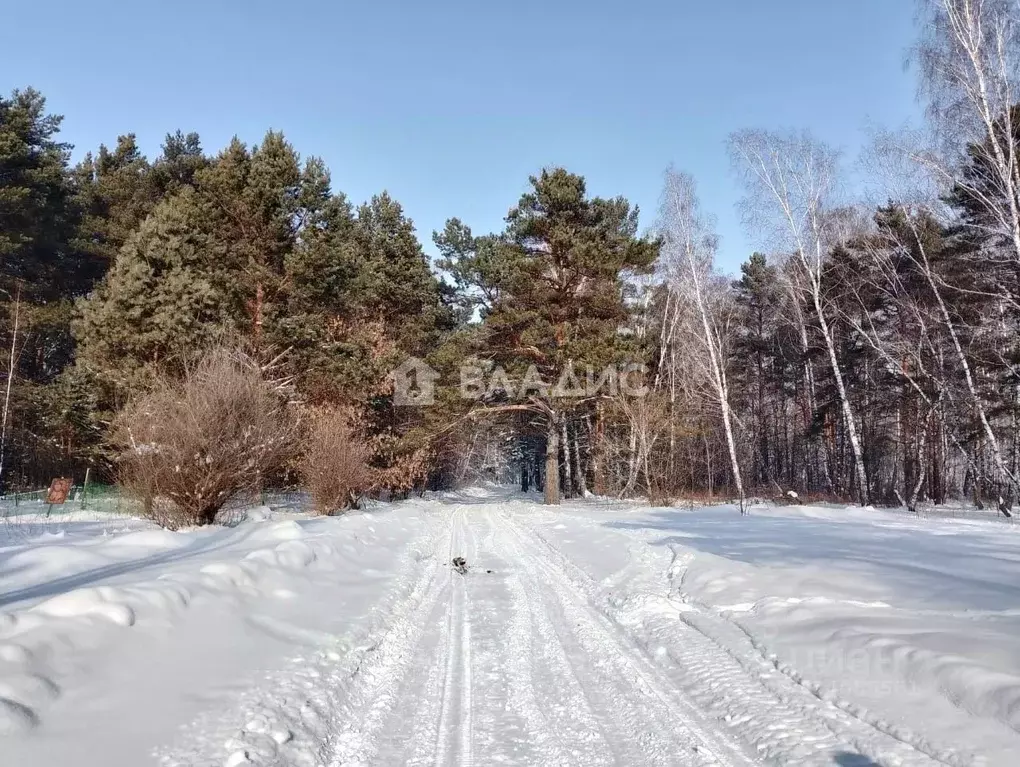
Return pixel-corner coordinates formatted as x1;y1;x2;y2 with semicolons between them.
0;88;85;298
0;88;101;488
76;189;230;394
278;160;377;403
434;218;506;319
152;130;206;195
445;168;658;503
352;192;450;353
73;134;159;273
194;133;301;344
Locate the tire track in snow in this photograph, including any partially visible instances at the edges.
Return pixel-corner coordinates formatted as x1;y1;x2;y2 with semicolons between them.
455;509;543;764
517;509;955;766
492;509;754;767
613;522;967;765
659;544;968;766
321;514;454;767
495;509;616;767
369;574;450;766
434;508;474;767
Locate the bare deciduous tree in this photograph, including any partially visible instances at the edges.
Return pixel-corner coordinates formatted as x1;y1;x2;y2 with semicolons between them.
861;129;1019;513
916;1;1020;237
657;168;746;511
909;0;1020;507
729;129;871;503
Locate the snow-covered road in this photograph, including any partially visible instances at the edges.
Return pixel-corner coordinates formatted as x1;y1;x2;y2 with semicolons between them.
2;489;1018;765
357;504;756;767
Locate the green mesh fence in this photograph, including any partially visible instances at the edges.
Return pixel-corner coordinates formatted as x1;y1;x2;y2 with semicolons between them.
2;483;307;522
1;482;134;519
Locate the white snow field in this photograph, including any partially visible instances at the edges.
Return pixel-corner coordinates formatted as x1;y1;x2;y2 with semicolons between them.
1;489;1019;766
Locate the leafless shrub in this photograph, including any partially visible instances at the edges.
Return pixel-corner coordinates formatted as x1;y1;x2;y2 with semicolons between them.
299;408;373;515
112;348;296;529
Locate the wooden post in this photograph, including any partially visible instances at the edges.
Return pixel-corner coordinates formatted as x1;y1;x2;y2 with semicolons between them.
81;467;92;509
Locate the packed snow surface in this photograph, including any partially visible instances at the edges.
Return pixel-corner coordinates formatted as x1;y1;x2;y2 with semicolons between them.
1;489;1019;765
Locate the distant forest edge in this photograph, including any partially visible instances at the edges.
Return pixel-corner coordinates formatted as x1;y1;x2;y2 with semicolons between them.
2;2;1020;515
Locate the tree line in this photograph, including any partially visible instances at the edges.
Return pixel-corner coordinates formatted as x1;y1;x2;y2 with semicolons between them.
2;0;1019;517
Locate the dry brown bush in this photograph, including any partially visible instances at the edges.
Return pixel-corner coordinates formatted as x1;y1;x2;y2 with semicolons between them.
299;409;373;515
372;439;433;499
112;348;296;529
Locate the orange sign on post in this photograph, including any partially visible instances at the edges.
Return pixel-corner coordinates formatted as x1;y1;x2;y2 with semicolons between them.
46;477;73;505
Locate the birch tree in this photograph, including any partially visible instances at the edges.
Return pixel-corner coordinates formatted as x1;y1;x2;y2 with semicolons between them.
910;0;1020;505
861;129;1020;513
729;130;871;504
657;168;746;511
916;0;1020;262
0;284;21;488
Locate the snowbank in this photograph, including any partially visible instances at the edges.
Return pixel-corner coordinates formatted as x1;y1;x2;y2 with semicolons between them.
521;499;1020;764
0;504;432;766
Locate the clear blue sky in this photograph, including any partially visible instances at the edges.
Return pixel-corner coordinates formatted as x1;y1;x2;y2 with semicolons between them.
1;0;922;273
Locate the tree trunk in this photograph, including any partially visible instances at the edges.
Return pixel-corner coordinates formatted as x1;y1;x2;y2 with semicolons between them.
590;408;606;495
623;418;639;496
812;285;869;504
0;283;22;489
561;417;572;499
719;389;745;512
907;414;929;513
908;215;1018;507
544;412;560;505
572;420;588;496
253;281;265;342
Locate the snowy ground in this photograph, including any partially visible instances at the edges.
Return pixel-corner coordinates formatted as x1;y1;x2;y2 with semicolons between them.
0;489;1018;766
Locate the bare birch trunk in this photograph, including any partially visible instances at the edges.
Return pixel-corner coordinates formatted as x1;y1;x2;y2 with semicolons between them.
730;130;868;502
545;411;560;505
658;169;746;510
0;284;22;488
907;413;930;513
623;419;639;496
812;286;870;503
914;0;1020;507
572;421;588;496
901;210;1018;503
561;417;572;499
